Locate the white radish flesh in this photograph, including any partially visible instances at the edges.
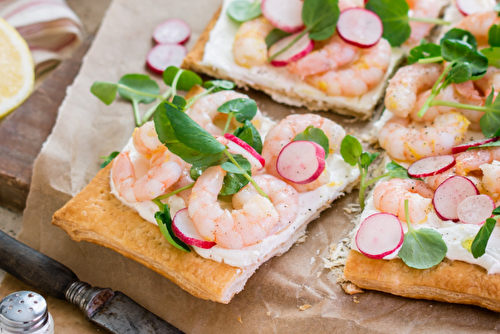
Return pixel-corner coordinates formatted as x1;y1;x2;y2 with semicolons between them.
407;155;456;178
224;133;265;170
433;176;479;222
336;8;383;48
457;194;495;224
276;141;325;184
172;208;216;249
153;18;191;44
146;44;187;74
451;137;499;154
356;213;404;259
261;0;304;33
456;0;496;16
268;32;314;66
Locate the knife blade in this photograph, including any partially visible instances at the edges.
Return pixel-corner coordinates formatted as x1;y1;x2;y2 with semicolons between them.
0;230;184;334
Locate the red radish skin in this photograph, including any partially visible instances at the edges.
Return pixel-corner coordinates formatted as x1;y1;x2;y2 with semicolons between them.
336;8;383;48
457;194;495;224
407;155;456;178
172;208;217;249
456;0;496;16
356;213;404;259
153;18;191;45
276;141;325;184
146;44;187;74
268;32;314;66
451;137;500;154
433;176;479;222
261;0;304;33
224;133;265;169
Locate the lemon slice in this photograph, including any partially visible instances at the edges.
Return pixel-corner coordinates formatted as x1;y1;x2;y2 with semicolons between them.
0;17;34;119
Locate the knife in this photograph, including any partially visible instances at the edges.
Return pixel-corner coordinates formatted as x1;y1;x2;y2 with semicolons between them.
0;230;184;334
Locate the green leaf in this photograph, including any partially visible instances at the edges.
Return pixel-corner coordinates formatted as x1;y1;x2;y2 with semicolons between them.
172;95;186;110
480;93;500;138
294;126;330;159
398;228;447;269
481;47;500;68
446;62;473;84
265;28;291;48
407;43;442;65
489;24;500;47
340;135;363;166
440;40;488;79
203;80;235;91
441;28;477;50
117;74;159;104
154;205;190;252
163;66;202;91
386;160;410;179
359;152;379;170
221;155;251;175
233;120;263;154
494;206;500;216
220;172;249;196
227;0;262;23
471;218;497;259
91;81;118;105
99;151;119;168
366;0;410;47
302;0;340;41
217;98;258;122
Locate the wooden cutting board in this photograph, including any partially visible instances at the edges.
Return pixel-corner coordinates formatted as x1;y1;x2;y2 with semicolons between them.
0;37;93;212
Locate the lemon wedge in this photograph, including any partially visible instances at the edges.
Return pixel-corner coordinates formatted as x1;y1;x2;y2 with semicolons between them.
0;17;34;119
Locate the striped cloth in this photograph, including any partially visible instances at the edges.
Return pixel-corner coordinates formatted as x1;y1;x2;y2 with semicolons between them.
0;0;85;75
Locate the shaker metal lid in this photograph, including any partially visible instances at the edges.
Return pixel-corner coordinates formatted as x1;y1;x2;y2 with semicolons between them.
0;291;48;333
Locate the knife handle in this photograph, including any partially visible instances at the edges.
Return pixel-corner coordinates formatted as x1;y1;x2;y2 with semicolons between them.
0;230;78;300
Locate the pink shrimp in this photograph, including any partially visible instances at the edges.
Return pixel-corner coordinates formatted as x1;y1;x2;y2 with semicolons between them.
455;146;500;175
456;11;500;46
373;178;434;224
188;166;299;249
233;17;274;68
405;0;444;47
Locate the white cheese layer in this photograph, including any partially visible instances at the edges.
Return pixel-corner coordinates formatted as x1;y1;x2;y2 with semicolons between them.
200;0;404;115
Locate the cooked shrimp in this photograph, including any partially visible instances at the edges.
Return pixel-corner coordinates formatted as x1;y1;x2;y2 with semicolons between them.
385;63;442;118
233;17;274;68
262;114;345;192
405;0;443;47
187;90;265;136
456;11;500;46
287;35;358;77
481;161;500;195
132;121;164;155
373;178;434;224
112;148;186;203
188;166;299;249
455;146;500;175
303;38;392;97
378;111;470;161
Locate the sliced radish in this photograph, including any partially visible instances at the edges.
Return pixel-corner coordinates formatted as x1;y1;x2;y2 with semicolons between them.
261;0;304;33
153;18;191;45
356;213;404;259
172;208;216;249
457;194;495;224
224;133;265;170
146;44;187;74
407;155;456;178
336;8;383;48
276;141;325;184
451;137;500;154
433;176;479;221
456;0;496;16
268;32;314;66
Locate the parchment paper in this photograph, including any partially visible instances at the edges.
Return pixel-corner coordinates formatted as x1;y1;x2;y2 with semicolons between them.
5;0;500;332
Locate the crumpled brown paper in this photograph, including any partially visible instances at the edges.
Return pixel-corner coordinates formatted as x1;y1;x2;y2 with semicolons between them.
4;0;500;332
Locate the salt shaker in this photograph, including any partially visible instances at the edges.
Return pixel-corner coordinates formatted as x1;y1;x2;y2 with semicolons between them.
0;291;54;334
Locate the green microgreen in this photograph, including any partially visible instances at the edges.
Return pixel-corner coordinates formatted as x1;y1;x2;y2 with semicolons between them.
469;205;500;259
365;0;449;47
217;98;258;134
233;120;263;154
227;0;262;23
398;199;447;269
265;28;291;48
293;125;330;159
99;151;120;168
340;135;412;210
153;200;190;252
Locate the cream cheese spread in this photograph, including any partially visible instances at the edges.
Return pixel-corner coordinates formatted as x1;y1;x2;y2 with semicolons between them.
200;0;405;115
